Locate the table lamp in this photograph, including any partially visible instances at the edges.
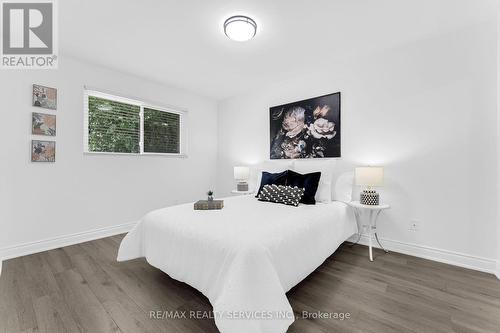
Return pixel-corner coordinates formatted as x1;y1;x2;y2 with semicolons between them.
234;166;250;191
355;166;384;205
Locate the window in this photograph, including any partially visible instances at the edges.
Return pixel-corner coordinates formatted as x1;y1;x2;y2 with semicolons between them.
84;90;185;155
143;107;180;154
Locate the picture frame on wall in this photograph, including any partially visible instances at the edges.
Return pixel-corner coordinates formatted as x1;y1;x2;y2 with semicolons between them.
32;112;56;136
32;84;57;110
31;140;56;162
269;92;341;159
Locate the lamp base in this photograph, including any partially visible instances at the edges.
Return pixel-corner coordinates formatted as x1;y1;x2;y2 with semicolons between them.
237;182;249;192
360;189;379;205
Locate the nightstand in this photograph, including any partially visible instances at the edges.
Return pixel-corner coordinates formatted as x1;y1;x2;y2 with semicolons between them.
349;201;390;262
231;190;254;196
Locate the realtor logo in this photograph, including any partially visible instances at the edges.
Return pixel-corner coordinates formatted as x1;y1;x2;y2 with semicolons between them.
1;0;58;69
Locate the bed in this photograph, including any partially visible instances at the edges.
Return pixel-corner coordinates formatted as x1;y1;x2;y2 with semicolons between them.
117;194;357;333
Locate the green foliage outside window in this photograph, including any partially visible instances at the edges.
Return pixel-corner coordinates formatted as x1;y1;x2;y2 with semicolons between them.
88;96;140;153
144;108;180;154
87;95;180;154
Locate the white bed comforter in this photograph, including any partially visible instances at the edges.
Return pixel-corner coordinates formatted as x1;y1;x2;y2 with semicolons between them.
117;195;357;333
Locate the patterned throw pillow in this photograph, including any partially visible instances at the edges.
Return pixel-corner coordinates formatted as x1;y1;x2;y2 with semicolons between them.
258;184;305;207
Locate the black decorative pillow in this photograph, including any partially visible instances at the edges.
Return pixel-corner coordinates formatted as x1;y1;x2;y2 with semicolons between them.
286;170;321;205
255;170;288;197
258;184;305;207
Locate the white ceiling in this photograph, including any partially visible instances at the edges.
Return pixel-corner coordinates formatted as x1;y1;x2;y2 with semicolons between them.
60;0;500;100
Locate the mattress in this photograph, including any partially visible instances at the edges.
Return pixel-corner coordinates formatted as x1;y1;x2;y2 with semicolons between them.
117;195;357;333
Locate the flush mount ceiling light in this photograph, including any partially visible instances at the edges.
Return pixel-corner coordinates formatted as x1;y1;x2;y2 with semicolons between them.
223;15;257;42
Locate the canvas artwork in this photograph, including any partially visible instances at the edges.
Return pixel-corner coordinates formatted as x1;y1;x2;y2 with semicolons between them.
270;92;341;159
31;140;56;162
33;84;57;110
32;112;56;136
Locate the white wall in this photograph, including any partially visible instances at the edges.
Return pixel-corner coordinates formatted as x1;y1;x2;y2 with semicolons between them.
0;56;218;256
217;20;498;267
497;15;500;279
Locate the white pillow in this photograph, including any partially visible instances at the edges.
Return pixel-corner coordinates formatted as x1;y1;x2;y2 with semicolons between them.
293;160;335;203
332;171;354;203
250;160;294;193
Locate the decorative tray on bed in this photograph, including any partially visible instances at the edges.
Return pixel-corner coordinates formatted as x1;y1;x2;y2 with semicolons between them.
194;200;224;210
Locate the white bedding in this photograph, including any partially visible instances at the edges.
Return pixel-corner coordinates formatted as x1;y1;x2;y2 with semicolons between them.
117;195;357;333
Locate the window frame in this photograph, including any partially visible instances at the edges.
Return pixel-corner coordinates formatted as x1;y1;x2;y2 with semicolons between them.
83;88;187;157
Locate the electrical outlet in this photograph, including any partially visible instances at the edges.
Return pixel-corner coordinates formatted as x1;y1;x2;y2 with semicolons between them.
409;220;419;231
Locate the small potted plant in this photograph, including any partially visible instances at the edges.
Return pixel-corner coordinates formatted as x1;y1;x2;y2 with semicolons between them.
207;190;214;202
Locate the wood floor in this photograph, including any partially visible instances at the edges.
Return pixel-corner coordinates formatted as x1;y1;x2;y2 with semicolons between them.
1;235;499;333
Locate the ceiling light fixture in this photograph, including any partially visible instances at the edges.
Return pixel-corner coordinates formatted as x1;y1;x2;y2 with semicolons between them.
223;15;257;42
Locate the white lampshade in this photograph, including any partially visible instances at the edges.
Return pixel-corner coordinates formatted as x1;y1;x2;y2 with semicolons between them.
234;166;250;181
355;167;384;187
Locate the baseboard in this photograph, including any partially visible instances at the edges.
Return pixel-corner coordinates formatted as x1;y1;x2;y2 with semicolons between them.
0;221;137;263
347;234;498;277
0;224;497;280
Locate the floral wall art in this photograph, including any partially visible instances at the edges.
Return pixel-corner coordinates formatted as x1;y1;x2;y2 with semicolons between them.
33;84;57;110
32;112;56;136
31;140;56;162
270;92;340;159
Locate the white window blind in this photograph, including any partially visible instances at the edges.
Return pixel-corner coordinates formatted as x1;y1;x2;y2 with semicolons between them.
83;89;186;156
143;107;180;154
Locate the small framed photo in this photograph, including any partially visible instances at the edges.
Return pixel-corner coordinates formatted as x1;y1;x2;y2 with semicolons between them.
31;140;56;162
32;112;56;136
33;84;57;110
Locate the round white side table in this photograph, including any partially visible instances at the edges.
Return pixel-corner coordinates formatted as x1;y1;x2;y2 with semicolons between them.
349;201;390;262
